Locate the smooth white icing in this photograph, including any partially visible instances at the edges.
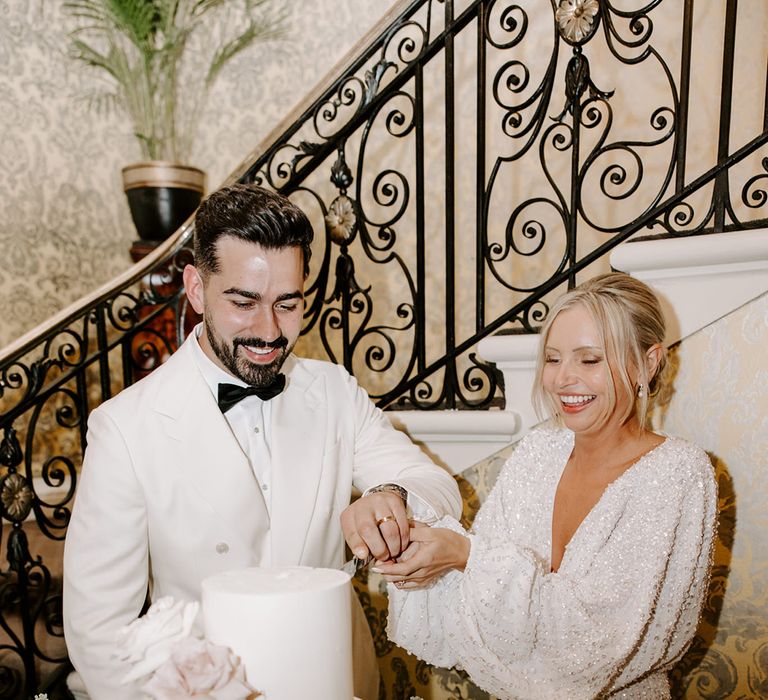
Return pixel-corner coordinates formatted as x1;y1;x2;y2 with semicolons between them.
202;567;353;700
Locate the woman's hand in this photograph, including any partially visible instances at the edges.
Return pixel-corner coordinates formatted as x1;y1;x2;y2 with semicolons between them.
373;521;470;589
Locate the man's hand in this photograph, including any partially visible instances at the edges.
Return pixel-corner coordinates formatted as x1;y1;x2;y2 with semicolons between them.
341;491;410;562
373;521;470;589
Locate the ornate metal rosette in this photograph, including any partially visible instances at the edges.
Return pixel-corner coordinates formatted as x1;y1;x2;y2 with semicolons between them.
0;472;34;522
325;194;358;245
555;0;600;46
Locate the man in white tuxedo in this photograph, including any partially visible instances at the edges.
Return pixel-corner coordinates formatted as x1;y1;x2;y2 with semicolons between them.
63;184;461;699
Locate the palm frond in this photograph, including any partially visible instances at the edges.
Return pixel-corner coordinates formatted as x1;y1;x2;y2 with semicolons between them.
190;0;230;18
69;38;121;80
66;0;159;50
205;3;287;87
85;91;123;116
74;89;123;117
64;0;286;162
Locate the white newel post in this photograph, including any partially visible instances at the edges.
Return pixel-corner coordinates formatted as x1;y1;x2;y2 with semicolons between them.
478;332;540;435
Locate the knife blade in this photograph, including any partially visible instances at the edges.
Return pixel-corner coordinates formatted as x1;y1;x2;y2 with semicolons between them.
340;555;371;576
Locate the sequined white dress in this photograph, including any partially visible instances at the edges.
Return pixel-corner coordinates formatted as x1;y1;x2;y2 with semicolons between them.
387;427;717;699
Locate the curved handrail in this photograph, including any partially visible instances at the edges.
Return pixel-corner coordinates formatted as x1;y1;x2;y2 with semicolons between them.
0;223;193;366
2;2;768;695
0;0;417;369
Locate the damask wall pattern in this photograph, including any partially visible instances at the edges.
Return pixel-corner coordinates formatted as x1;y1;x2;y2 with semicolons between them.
357;292;768;699
0;0;396;350
659;292;768;699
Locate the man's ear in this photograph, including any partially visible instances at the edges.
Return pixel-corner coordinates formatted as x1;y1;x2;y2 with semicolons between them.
183;265;206;315
645;343;664;380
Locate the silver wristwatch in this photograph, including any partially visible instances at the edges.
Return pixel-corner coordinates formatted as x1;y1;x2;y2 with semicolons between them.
365;483;408;502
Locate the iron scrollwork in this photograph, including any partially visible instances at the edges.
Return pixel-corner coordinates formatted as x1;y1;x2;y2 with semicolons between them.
238;0;768;411
2;1;768;690
0;234;199;695
0;425;68;697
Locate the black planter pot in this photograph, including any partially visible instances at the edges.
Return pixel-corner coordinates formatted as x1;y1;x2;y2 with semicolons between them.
122;162;206;243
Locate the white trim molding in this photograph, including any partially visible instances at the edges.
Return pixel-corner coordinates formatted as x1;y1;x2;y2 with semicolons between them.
388;409;519;475
403;230;768;475
477;332;540;434
610;229;768;344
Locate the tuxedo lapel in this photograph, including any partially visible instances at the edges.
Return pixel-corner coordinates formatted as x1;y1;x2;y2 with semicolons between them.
153;339;268;545
269;357;329;566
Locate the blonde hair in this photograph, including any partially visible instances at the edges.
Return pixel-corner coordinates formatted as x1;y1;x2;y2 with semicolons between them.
532;273;667;430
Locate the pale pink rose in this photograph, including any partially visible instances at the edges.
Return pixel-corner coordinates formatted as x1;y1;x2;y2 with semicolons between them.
116;597;200;683
142;637;258;700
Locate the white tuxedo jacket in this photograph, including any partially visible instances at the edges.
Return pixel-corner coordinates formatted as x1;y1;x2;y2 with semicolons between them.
63;336;461;699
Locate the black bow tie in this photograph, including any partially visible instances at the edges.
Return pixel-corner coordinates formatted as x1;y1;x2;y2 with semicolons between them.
217;375;286;413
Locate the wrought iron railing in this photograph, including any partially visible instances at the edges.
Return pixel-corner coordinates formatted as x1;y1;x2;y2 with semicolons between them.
238;0;768;409
1;0;768;695
0;235;198;697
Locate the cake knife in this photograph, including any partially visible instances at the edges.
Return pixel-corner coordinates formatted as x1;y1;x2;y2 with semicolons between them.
340;555;370;576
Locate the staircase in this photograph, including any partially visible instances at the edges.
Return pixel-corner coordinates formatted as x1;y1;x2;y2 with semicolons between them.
1;0;768;697
411;228;768;473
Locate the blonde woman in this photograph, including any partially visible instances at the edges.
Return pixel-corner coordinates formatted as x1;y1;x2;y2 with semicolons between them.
379;273;716;699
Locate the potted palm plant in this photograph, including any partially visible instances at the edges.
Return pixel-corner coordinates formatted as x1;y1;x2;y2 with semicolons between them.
65;0;285;244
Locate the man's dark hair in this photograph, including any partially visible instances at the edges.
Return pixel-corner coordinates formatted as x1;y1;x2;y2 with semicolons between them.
194;184;314;277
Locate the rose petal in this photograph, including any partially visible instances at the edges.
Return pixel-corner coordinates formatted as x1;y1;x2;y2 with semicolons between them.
143;638;256;699
116;598;200;683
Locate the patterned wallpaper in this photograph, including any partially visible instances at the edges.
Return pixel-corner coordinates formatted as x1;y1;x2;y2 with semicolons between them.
3;1;766;373
355;291;768;699
659;293;768;699
0;0;396;350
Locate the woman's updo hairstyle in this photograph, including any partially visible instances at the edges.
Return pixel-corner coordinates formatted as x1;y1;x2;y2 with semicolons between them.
532;272;667;430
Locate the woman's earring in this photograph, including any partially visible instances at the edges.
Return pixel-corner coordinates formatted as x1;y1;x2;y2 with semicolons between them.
637;383;645;399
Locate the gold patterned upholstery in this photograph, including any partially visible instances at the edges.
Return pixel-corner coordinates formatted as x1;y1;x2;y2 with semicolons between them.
357;293;768;700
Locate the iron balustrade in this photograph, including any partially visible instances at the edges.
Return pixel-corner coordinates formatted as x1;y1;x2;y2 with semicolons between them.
240;0;768;409
1;0;768;695
0;239;197;697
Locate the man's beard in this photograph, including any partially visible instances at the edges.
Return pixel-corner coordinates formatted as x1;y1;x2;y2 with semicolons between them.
205;313;292;388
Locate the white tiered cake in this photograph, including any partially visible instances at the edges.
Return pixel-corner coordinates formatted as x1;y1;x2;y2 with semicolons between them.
201;567;354;700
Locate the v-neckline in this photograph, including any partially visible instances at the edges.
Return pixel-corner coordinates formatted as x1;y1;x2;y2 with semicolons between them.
548;434;668;573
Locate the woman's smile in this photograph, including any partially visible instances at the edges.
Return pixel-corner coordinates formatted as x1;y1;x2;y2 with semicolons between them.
558;393;597;412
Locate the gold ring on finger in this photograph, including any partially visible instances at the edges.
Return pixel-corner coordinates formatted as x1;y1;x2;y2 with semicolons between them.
376;515;396;526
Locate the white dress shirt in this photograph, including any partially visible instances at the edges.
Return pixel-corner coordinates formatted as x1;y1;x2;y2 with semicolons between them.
190;325;435;530
190;326;275;562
